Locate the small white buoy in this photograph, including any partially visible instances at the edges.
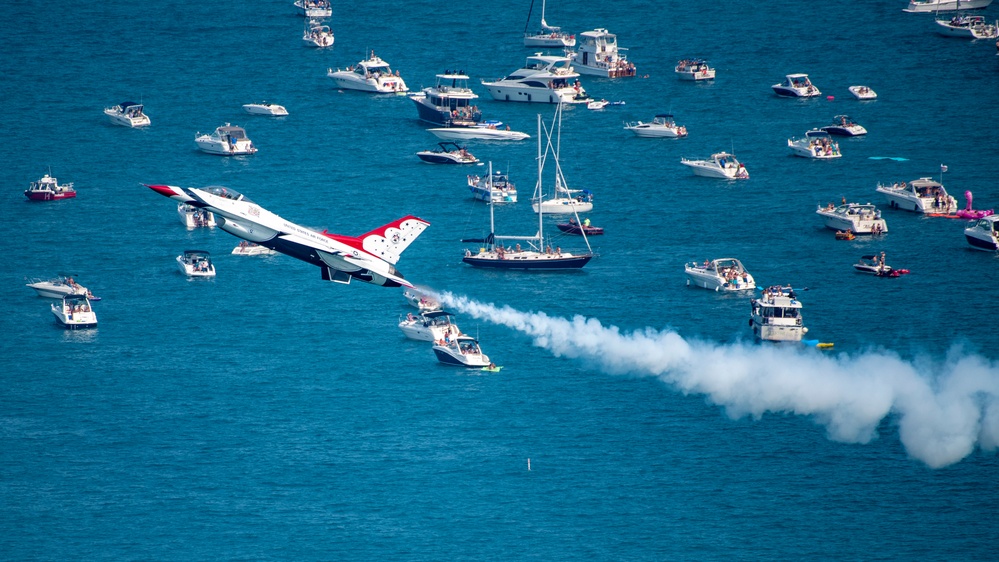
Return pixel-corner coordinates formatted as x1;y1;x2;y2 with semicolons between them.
527;458;531;471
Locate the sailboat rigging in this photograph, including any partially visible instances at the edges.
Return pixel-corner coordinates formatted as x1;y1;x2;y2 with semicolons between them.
523;0;576;48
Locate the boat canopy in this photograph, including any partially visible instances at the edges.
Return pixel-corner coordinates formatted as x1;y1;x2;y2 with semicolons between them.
423;310;455;319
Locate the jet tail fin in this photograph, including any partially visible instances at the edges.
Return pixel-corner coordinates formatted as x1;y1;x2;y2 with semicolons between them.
355;215;430;265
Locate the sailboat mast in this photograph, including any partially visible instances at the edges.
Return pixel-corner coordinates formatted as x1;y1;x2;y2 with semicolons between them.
488;161;496;249
536;114;544;243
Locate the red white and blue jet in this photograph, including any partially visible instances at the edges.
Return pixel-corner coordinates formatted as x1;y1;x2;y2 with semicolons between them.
147;184;429;288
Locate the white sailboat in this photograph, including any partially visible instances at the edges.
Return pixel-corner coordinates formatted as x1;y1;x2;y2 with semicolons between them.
532;110;594;215
523;0;576;47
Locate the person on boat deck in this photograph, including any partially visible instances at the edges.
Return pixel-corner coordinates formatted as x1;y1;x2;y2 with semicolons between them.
583;218;590;227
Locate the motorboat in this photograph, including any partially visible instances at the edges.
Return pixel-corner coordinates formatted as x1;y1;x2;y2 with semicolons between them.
788;129;841;159
195;123;257;155
294;0;331;18
427;125;529;141
624;114;687;138
327;52;408;93
556;218;603;235
935;14;996;37
523;0;575;47
26;275;91;299
231;241;277;255
176;250;216;277
242;103;288;116
468;169;518;203
853;253;909;277
416;142;479;164
399;310;461;342
816;202;887;234
904;0;993;11
821;115;867;137
432;335;491;367
403;287;441;311
586;99;609;110
964;215;999;250
772;73;821;97
570;28;636;78
675;58;715;80
24;173;76;201
178;203;216;228
680;152;749;179
685;258;756;291
875;177;957;213
51;293;97;329
302;19;334;47
969;19;999;38
532;187;593;214
104;101;150;127
481;55;589;104
848;85;877;100
750;286;808;342
409;70;483;127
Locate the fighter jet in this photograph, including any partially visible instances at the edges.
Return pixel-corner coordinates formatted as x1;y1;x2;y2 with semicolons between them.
147;184;429;288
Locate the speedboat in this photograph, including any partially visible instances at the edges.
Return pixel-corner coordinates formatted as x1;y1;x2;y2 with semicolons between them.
242;103;288;116
875;177;957;213
675;58;715;80
821;115;867;137
231;241;277;255
750;286;807;342
468;169;518;203
51;293;97;329
427;125;529;141
788;129;841;159
327;52;408;93
24;173;76;201
848;85;877;100
403;287;441;311
481;55;588;104
416;142;479;164
586;99;609;110
556;218;603;235
195;123;257;155
964;215;999;251
680;152;749;179
684;258;756;292
178;203;216;228
624;114;687;138
853;253;909;277
294;0;331;17
432;335;491;367
816;202;887;234
26;275;91;299
399;310;461;342
523;0;575;47
104;101;150;127
176;250;216;277
904;0;993;11
302;19;334;47
570;28;636;78
935;14;995;37
772;73;821;97
409;70;483;127
533;186;593;214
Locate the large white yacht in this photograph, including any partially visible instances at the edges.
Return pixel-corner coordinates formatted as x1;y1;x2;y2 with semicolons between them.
750;286;807;342
104;101;150;127
194;124;257;155
816;202;887;234
685;258;756;291
481;55;588;104
410;70;482;127
875;177;957;213
570;28;636;78
327;53;408;93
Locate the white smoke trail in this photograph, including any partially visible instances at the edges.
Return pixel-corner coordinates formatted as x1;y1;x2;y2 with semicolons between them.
439;292;999;468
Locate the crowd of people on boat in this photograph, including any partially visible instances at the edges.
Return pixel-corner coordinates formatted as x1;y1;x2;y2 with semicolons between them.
810;137;840;157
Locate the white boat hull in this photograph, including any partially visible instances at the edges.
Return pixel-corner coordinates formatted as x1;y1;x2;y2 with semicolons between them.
684;270;756;291
242;104;288;116
51;304;97;329
817;214;887;234
625;125;686;138
105;112;150;127
532;200;593;214
27;281;87;299
681;159;747;179
524;35;575;48
482;83;581;104
195;138;256;156
753;323;806;342
676;69;715;81
788;140;841;159
427;128;529;141
432;345;490;367
772;85;821;97
905;0;992;11
328;72;408;93
848;86;877;100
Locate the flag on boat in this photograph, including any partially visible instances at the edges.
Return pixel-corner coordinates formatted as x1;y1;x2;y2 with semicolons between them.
940;164;948;173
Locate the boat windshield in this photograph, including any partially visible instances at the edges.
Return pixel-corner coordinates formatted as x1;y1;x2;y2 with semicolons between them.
203;185;252;203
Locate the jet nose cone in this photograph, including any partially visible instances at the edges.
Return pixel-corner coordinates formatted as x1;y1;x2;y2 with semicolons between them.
145;184;180;198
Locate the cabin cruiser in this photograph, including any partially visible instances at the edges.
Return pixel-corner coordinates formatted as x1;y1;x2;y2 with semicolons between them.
875;177;957;213
104;101;150;127
195;124;257;155
327;52;408;93
399;310;461;342
468;169;518;203
935;14;996;37
432;335;491;367
680;152;748;179
416;142;479;164
853;253;909;277
26;275;91;299
294;0;331;18
821;115;867;137
232;241;277;255
302;20;334;47
409;70;483;127
675;58;715;80
750;286;807;342
788;129;841;158
772;73;821;97
816;202;887;234
904;0;993;11
570;28;636;78
624;113;687;138
427;125;529;141
964;215;999;250
685;258;756;291
176;250;216;277
24;173;76;201
178;203;216;228
849;85;877;100
481;55;588;104
51;293;97;329
403;287;441;311
242;103;288;116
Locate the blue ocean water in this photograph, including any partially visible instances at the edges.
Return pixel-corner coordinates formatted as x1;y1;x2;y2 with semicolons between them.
2;0;998;559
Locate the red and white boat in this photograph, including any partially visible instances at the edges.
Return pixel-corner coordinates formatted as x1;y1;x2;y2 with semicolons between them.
24;173;76;201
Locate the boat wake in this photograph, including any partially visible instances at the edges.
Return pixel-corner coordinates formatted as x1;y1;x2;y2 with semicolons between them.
438;291;999;468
